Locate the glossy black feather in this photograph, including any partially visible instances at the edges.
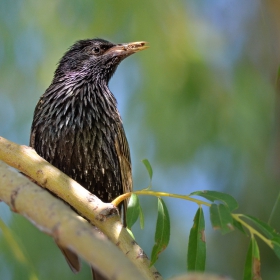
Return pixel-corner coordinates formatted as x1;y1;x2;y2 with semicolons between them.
30;38;137;279
30;38;132;204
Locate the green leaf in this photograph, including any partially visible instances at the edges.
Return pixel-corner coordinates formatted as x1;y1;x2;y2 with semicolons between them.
210;204;234;234
150;198;170;266
243;239;253;280
238;215;280;261
271;238;280;259
210;204;221;230
139;203;145;229
242;214;280;239
190;190;238;211
252;237;260;259
243;238;261;280
187;207;206;271
126;228;135;239
142;158;153;181
218;204;234;234
126;193;140;229
232;219;247;235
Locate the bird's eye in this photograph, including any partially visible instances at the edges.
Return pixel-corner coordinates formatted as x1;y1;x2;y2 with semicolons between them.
93;47;100;54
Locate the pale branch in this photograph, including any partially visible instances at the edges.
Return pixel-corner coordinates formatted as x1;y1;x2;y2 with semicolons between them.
0;136;162;280
0;160;145;280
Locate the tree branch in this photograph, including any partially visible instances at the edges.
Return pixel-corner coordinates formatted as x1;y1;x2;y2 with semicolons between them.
0;136;162;280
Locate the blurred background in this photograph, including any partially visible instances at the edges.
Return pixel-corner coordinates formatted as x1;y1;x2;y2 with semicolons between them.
1;0;280;279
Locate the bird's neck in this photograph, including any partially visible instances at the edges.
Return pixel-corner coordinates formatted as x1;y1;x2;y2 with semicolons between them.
43;76;121;127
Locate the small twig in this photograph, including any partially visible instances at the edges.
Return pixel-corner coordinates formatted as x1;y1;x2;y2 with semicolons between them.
112;190;211;207
232;214;273;248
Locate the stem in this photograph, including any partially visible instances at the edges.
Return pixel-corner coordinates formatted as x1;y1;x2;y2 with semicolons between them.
111;190;212;207
232;214;273;248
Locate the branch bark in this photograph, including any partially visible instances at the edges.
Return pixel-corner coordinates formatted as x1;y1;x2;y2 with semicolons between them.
0;136;162;280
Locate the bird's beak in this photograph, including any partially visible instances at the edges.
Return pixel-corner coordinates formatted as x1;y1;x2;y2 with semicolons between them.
106;41;149;56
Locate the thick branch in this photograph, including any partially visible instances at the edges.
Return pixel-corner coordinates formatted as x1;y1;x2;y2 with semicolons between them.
0;160;145;280
0;136;161;280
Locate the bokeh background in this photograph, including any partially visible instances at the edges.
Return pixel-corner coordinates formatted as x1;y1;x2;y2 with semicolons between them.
1;0;280;279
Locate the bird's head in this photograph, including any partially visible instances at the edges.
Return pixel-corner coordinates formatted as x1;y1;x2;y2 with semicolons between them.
54;38;148;83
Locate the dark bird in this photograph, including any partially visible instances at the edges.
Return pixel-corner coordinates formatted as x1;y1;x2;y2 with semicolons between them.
30;38;148;279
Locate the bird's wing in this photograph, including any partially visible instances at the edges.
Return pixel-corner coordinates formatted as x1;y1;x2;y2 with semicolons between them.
91;268;108;280
56;243;81;273
115;124;132;227
30;96;81;274
29;98;42;148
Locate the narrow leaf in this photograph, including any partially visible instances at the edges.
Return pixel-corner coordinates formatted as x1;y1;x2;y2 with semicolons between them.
210;204;234;234
243;239;254;280
232;219;247;235
187;207;206;271
252;238;260;259
243;238;261;280
218;204;234;234
251;239;261;280
139;203;145;229
210;204;221;230
241;215;280;261
271;238;280;259
126;193;140;229
142;158;153;181
190;190;238;211
150;198;170;266
126;228;135;239
242;214;280;239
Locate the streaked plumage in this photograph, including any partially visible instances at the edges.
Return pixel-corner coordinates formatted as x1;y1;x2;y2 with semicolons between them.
30;38;147;279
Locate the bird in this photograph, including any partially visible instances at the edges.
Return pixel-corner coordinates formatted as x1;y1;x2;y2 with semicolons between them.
30;38;148;280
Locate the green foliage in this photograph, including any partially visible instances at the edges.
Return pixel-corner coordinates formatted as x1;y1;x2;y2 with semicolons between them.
187;207;206;271
127;174;280;278
139;203;145;229
241;214;280;260
210;204;234;234
243;238;261;280
242;214;278;239
150;198;170;266
142;159;153;182
127;193;145;230
232;219;247;235
191;190;239;211
127;193;141;229
271;239;280;260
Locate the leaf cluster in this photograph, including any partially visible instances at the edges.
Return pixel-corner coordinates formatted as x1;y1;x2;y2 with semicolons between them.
126;159;280;280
